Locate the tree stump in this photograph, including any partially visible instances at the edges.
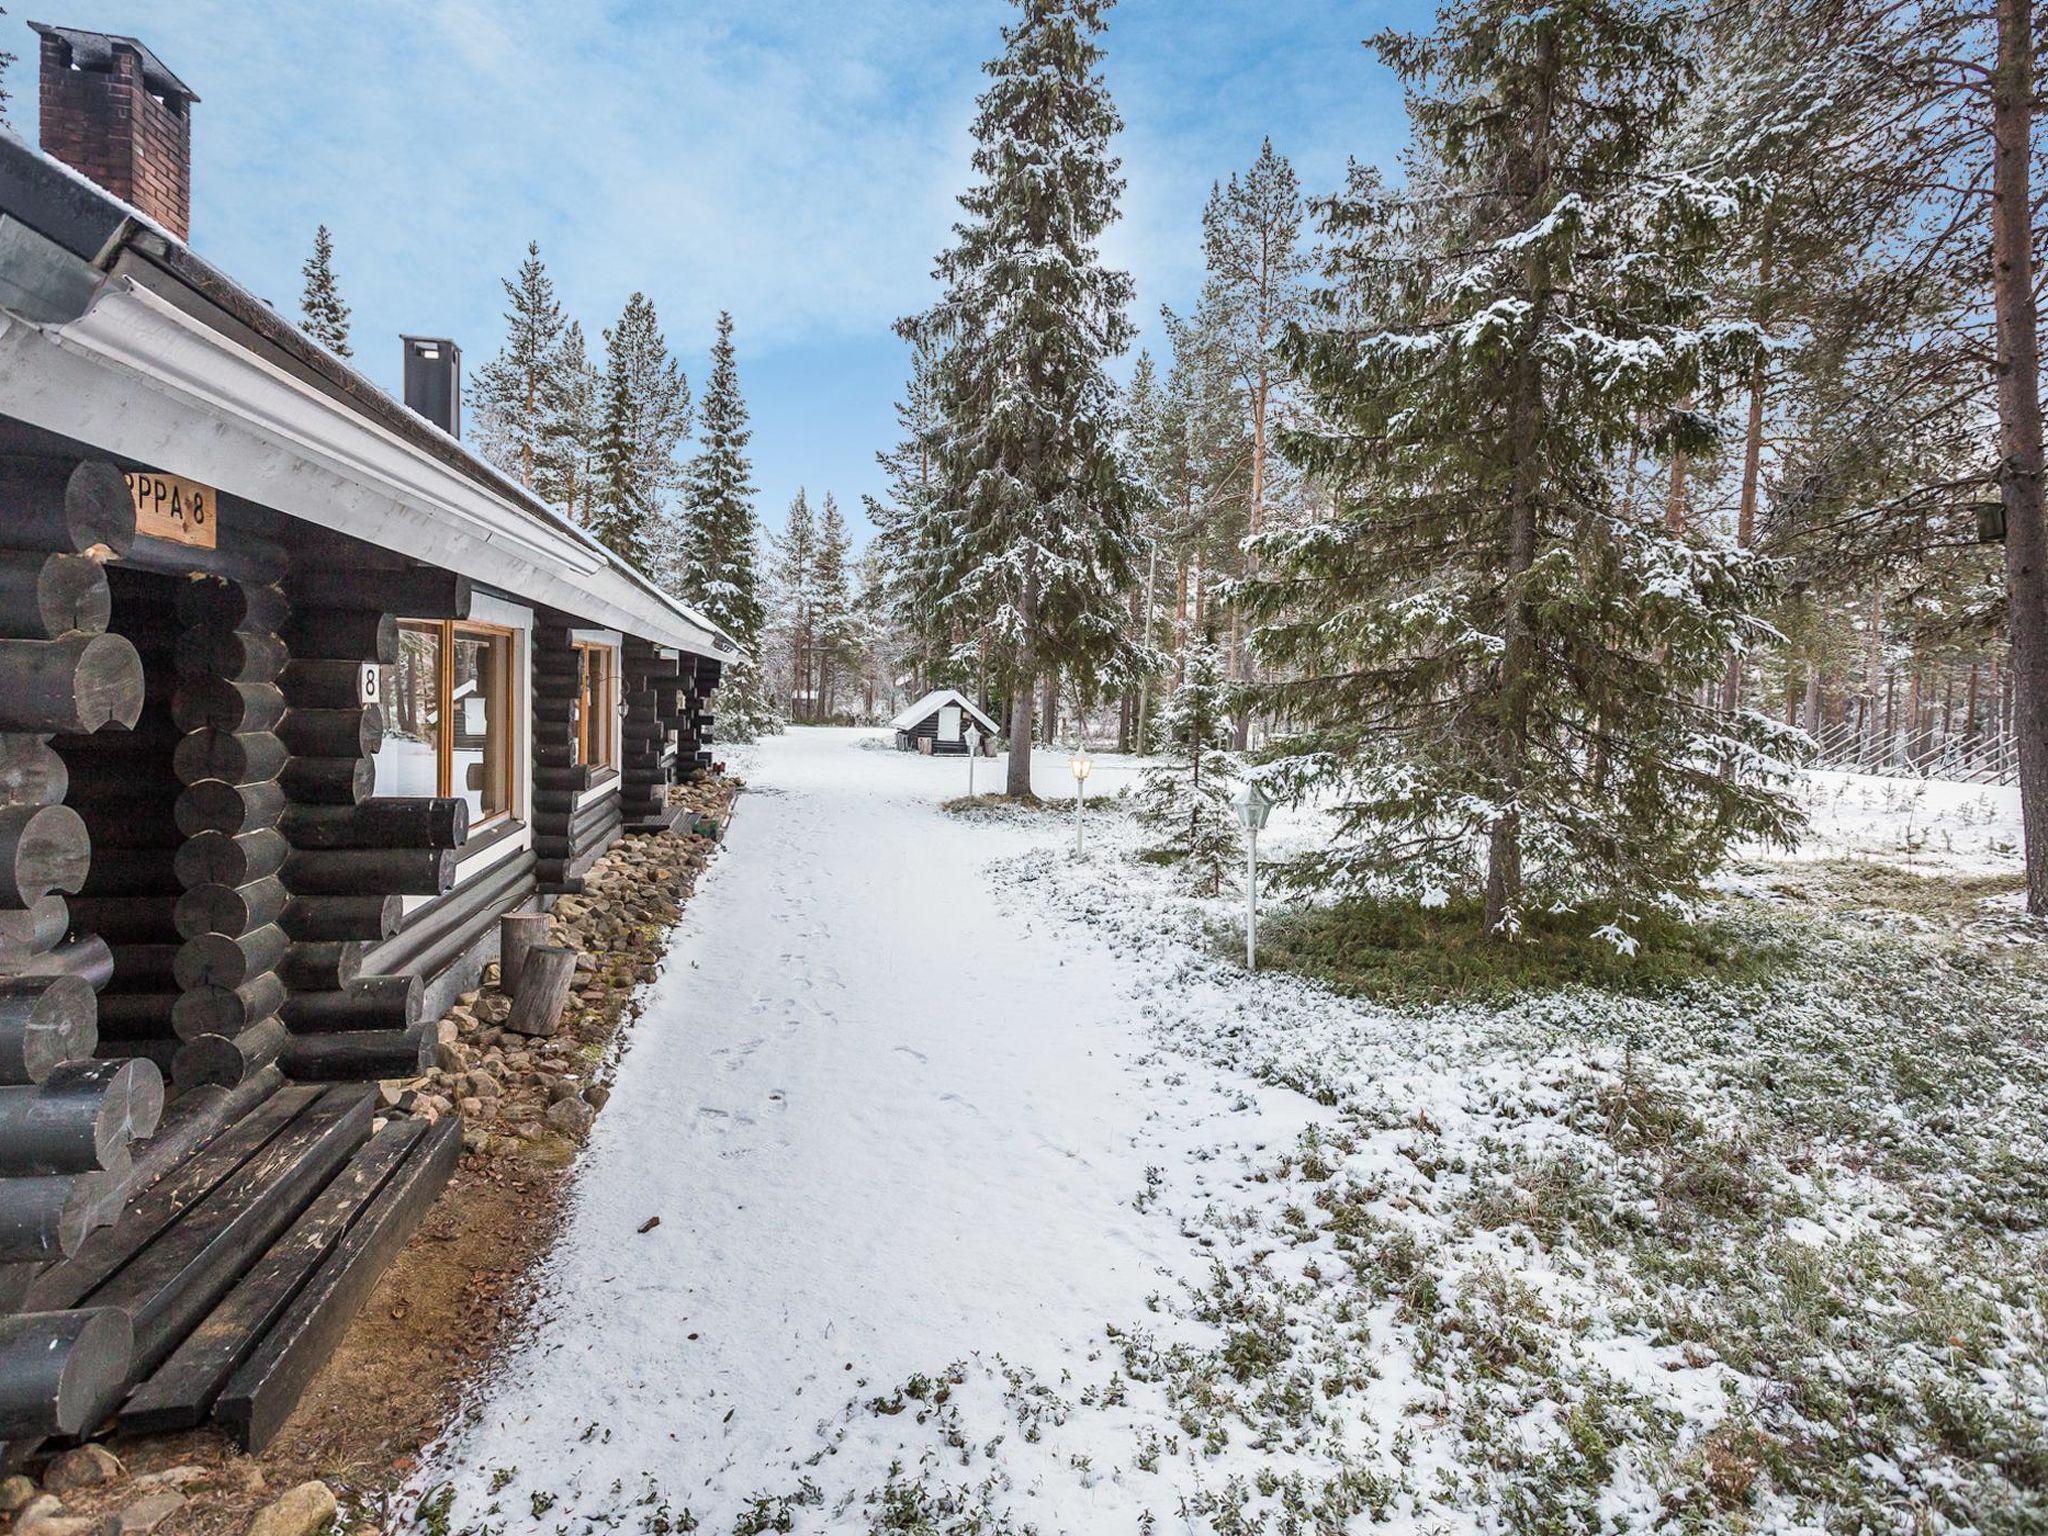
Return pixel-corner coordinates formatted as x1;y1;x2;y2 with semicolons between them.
504;946;575;1039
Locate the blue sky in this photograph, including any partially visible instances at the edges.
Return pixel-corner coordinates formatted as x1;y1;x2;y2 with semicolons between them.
11;0;1418;544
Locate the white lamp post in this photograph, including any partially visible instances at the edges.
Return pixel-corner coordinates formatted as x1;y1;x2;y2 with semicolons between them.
965;724;982;796
1070;748;1092;856
1233;781;1274;970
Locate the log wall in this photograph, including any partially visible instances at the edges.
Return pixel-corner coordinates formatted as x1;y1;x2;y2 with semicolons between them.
0;457;163;1286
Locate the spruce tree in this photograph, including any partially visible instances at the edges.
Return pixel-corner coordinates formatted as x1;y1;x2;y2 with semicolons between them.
1131;640;1241;894
1244;0;1804;939
866;342;954;691
676;312;764;645
771;492;821;720
471;241;569;494
810;494;857;719
901;0;1148;796
299;225;352;360
546;321;602;523
588;293;691;572
673;312;778;740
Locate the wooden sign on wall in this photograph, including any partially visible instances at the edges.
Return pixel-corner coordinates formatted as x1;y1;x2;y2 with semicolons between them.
125;470;217;548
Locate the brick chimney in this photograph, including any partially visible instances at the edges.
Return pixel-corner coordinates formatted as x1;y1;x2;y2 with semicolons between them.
31;23;198;240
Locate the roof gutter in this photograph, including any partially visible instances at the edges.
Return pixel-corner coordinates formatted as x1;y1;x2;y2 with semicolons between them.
0;224;741;659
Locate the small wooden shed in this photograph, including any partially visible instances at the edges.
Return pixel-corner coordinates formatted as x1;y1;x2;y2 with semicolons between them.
891;690;1000;755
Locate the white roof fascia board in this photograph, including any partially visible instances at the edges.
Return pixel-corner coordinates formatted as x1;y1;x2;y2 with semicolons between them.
0;281;735;659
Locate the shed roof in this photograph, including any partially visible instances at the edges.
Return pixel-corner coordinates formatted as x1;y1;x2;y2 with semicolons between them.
890;689;1001;737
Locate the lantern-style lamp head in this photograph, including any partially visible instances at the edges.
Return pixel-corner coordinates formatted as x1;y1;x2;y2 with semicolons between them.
1234;780;1273;831
1070;750;1092;783
965;725;982;754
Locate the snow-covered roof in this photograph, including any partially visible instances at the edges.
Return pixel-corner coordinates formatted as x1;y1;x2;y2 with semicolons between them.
890;689;1001;737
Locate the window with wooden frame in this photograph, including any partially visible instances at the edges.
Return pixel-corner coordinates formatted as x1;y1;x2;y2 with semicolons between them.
574;642;619;771
372;619;518;825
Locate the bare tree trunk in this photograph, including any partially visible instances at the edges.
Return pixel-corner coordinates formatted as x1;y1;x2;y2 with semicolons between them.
1006;571;1040;799
1802;664;1821;735
1992;0;2048;910
1485;30;1558;937
1136;540;1160;749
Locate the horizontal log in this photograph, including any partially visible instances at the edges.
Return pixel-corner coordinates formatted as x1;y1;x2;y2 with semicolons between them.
173;924;288;992
172;972;287;1041
0;894;70;971
175;777;286;838
0;459;134;558
0;802;90;909
0;977;97;1084
173;877;288;941
277;658;371;710
280;894;401;943
78;848;178;898
119;532;288;589
173;728;287;788
172;625;285;686
284;847;454;897
0;634;145;734
170;679;286;736
277;705;382;759
284;609;396;666
20;933;116;991
103;942;182;991
174;577;288;634
276;939;368;992
277;1025;431;1082
170;1018;287;1091
279;756;374;807
279;974;420;1035
0;1058;163;1174
0;552;111;641
90;991;175;1038
279;796;468;851
62;896;173;948
0;738;67;808
0;1165;126;1262
533;764;593;792
175;829;291;891
0;1307;132;1438
363;847;535;980
213;1116;456;1451
291;569;469;620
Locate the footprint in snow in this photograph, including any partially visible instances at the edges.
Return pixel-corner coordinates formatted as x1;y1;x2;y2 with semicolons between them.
893;1047;929;1065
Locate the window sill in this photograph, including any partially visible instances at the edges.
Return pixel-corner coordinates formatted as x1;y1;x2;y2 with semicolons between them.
458;816;526;866
587;767;621;791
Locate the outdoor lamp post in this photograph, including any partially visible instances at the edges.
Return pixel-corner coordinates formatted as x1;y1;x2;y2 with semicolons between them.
965;725;982;795
1070;749;1092;856
1233;781;1274;970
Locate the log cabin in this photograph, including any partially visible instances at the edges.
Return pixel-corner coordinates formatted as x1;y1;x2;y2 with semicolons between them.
891;689;1001;755
0;26;735;1456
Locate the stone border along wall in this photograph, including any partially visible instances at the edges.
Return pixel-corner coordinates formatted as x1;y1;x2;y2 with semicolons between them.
349;770;739;1158
0;771;740;1536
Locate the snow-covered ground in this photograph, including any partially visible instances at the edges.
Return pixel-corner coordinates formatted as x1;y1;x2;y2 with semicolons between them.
415;730;2046;1535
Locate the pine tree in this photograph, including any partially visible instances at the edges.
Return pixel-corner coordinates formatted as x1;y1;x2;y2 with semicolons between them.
810;494;857;719
1177;141;1313;741
771;492;821;720
676;312;765;645
299;226;352;359
0;10;16;129
1244;0;1804;940
470;241;569;494
1130;641;1241;894
588;293;691;572
901;0;1149;796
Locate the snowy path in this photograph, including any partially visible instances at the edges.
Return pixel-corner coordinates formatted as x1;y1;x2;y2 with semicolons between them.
423;728;1281;1529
